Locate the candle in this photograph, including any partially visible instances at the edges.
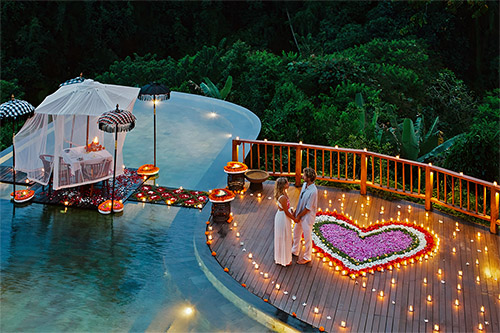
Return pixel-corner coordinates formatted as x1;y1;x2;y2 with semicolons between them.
379;291;384;297
458;270;463;276
248;253;253;259
438;268;442;275
208;226;213;231
314;307;319;314
391;278;396;285
455;299;459;306
340;321;346;328
275;283;280;290
423;277;427;284
263;273;269;279
362;282;366;288
408;305;414;312
452;247;456;253
476;259;479;265
457;284;461;290
236;232;240;238
476;276;480;283
427;295;432;302
434;324;439;331
480;306;485;313
484;246;488;252
478;323;483;331
254;264;259;270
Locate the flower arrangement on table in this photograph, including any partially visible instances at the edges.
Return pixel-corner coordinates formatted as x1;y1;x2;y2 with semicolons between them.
223;161;248;174
311;211;438;278
208;188;235;203
85;136;105;153
133;185;209;208
11;189;35;203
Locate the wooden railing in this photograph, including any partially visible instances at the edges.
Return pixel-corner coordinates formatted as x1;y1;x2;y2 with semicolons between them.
232;139;500;233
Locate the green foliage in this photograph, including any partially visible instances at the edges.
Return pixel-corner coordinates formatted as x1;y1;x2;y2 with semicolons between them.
444;89;500;182
1;79;25;102
426;70;477;136
200;76;232;100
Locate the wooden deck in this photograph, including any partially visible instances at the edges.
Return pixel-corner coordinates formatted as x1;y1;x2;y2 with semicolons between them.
209;181;500;332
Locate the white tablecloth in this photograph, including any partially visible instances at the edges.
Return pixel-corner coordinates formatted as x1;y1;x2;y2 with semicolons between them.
61;146;112;174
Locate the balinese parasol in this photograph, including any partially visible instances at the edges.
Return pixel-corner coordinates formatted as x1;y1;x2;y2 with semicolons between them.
0;95;35;199
59;73;86;87
97;105;136;213
137;82;170;175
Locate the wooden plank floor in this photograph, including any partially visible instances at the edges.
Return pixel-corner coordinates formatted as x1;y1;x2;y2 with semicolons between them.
209;181;500;332
0;166;35;185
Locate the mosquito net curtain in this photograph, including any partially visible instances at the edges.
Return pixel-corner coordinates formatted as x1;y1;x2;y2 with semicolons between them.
14;80;139;190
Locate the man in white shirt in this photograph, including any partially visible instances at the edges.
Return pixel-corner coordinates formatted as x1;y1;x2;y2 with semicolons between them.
292;167;318;264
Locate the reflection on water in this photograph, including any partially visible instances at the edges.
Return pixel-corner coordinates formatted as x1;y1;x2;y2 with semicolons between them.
1;201;176;332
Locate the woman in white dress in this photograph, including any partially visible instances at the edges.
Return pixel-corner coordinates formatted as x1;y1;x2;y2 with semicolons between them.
274;177;297;266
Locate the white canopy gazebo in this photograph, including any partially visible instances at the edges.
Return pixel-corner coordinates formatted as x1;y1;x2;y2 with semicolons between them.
14;79;140;190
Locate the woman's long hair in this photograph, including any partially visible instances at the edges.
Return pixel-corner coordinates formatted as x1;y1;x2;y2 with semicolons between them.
274;177;288;201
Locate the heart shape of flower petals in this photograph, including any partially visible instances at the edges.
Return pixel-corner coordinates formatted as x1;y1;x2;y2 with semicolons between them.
312;212;437;276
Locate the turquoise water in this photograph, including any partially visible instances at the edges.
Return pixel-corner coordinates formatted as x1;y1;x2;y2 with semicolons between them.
0;93;262;332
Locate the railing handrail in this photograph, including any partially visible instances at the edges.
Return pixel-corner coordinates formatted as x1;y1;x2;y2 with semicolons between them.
234;138;499;190
232;138;500;233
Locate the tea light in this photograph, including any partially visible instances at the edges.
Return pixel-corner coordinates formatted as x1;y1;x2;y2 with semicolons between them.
434;324;439;331
207;235;212;240
408;305;414;312
423;277;427;284
455;299;459;306
314;307;319;314
479;323;483;330
457;283;462;290
340;321;346;328
248;253;253;259
438;268;442;275
208;226;213;231
329;261;333;267
233;222;238;227
477;232;481;238
452;247;456;253
391;278;396;285
480;306;485;313
458;270;463;276
427;295;432;302
236;232;240;237
453;231;456;237
263;273;269;279
275;283;280;290
476;276;481;283
362;282;366;288
379;291;384;297
254;263;259;270
484;246;488;252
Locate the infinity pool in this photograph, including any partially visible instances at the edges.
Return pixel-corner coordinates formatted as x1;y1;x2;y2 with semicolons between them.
0;92;262;332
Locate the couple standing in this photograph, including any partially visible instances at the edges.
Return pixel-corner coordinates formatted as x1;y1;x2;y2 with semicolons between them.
274;167;318;266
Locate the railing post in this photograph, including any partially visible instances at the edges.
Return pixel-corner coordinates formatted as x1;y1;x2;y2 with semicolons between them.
295;144;302;186
360;152;367;195
490;186;499;234
232;139;239;162
425;165;433;211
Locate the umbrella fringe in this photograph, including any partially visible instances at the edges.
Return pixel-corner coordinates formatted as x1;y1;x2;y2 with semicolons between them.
137;94;169;102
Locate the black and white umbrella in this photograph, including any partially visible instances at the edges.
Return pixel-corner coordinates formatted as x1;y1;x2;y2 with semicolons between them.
0;95;35;194
59;73;86;87
138;82;170;170
98;105;136;213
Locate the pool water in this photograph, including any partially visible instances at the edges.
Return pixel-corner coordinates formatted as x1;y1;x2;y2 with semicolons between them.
0;93;262;332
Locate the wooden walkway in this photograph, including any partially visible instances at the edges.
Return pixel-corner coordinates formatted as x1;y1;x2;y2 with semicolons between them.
0;166;35;185
209;182;500;332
